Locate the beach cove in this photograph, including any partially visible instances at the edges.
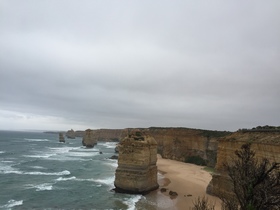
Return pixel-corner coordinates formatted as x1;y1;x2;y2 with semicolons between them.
142;155;222;210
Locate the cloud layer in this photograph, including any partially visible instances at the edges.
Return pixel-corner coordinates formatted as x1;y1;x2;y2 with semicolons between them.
1;0;280;131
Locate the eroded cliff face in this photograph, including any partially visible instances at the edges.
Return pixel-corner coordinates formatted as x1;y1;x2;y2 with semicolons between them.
91;129;127;142
67;129;126;141
114;129;158;194
146;128;230;167
68;127;231;167
207;131;280;196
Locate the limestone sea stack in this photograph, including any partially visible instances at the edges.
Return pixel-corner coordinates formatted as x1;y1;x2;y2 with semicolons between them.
114;129;159;194
82;129;97;148
59;133;65;143
66;129;75;139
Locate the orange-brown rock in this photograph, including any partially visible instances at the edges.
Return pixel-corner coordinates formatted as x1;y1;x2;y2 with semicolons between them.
146;127;230;167
207;131;280;196
91;129;127;142
114;129;159;194
82;129;97;148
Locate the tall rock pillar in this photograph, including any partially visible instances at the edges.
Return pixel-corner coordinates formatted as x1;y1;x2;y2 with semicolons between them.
82;129;97;148
114;129;159;194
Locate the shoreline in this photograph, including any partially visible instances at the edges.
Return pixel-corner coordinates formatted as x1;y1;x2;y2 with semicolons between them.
143;155;222;210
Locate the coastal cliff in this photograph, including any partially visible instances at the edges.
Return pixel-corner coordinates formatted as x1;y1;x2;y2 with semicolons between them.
91;129;126;142
66;129;126;141
147;127;230;167
207;131;280;196
68;127;231;167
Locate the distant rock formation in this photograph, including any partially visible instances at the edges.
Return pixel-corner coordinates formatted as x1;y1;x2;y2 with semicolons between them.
207;131;280;197
59;133;65;143
82;129;97;148
65;129;75;139
114;129;159;194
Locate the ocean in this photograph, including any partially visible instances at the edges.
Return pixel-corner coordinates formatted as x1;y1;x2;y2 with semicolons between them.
0;131;162;210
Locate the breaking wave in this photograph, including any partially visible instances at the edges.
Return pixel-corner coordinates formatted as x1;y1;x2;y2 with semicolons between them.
0;199;23;208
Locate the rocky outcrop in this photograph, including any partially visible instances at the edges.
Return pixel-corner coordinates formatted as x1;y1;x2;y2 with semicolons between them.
82;129;97;148
59;133;65;143
114;129;159;194
207;131;280;196
65;129;75;139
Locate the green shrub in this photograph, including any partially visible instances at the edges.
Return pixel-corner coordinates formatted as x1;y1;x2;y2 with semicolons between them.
185;156;206;166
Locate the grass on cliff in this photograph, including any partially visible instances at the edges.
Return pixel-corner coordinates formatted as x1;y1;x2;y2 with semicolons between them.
202;166;216;174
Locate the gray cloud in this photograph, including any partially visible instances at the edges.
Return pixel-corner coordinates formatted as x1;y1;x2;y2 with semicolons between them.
0;0;280;131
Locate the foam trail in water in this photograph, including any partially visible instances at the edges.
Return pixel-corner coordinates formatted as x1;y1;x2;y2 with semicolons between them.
24;138;49;142
93;176;115;187
25;183;53;191
101;142;118;149
104;159;118;168
1;169;70;176
56;176;76;181
0;199;23;208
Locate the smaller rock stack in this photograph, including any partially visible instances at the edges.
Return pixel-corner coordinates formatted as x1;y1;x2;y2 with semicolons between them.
114;129;159;194
66;129;75;139
82;129;97;148
59;133;65;143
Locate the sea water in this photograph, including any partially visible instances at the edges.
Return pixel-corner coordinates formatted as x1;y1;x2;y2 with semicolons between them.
0;131;159;210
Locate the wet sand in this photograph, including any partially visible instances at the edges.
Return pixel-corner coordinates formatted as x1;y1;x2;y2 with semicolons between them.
145;155;222;210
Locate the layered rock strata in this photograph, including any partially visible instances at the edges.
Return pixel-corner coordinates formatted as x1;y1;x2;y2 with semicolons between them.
207;131;280;196
114;129;159;194
147;127;230;167
82;129;97;148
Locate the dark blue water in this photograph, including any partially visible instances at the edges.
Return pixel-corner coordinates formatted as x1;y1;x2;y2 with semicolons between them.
0;131;147;210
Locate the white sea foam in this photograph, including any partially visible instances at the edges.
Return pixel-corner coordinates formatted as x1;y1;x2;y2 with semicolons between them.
104;159;118;168
101;142;118;149
25;183;53;191
0;199;23;208
0;169;70;176
123;195;143;210
71;147;99;152
23;154;53;158
67;151;99;157
94;176;115;187
24;138;49;142
48;146;74;153
1;160;14;163
0;151;5;154
43;146;100;161
56;176;76;181
26;170;71;176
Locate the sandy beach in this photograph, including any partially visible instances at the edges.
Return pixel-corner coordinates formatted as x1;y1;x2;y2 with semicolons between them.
146;155;222;210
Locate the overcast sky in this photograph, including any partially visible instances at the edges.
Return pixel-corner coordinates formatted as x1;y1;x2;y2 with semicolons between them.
0;0;279;131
